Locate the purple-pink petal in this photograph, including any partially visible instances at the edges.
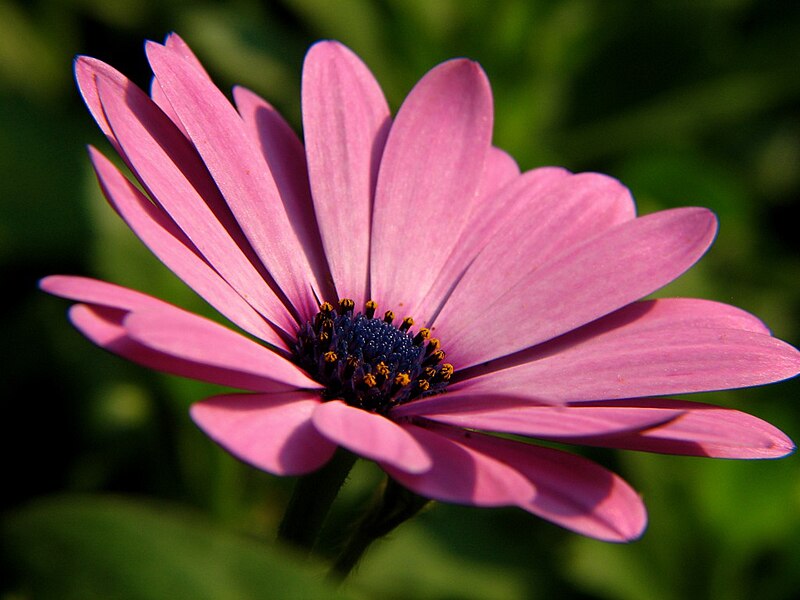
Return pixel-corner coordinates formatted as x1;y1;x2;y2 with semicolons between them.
145;41;322;320
190;392;336;476
567;399;795;458
432;171;636;331
122;309;318;390
449;298;800;403
451;430;647;542
370;58;493;319
311;401;432;474
302;41;391;307
398;402;683;438
74;56;126;152
41;276;317;391
92;74;299;336
439;207;718;368
88;147;285;346
41;275;169;313
149;34;210;134
233;85;334;303
381;424;535;507
474;147;521;201
64;304;296;392
416;165;571;325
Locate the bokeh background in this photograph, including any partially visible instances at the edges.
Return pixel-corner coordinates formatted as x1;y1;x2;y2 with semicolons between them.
3;1;800;598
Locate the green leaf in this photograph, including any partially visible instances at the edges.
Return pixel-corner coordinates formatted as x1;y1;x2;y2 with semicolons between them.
4;494;363;600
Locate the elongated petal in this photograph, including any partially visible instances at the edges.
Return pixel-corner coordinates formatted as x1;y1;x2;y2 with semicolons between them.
41;275;169;312
450;298;800;403
65;304;299;392
191;392;336;475
311;401;431;473
123;309;319;390
89;147;286;346
451;430;647;541
417;165;571;324
74;56;126;151
302;41;391;306
435;172;636;331
150;34;210;134
439;207;718;368
566;399;795;458
95;73;297;336
146;41;321;319
475;147;521;200
398;402;682;438
381;425;534;506
234;86;334;302
42;277;313;391
370;58;493;319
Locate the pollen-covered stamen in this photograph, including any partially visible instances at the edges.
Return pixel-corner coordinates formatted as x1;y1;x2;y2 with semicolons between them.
294;299;451;413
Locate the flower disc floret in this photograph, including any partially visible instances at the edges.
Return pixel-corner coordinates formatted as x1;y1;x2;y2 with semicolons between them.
294;299;451;413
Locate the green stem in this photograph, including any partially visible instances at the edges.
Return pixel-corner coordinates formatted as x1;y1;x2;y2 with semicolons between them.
329;477;431;580
277;448;357;553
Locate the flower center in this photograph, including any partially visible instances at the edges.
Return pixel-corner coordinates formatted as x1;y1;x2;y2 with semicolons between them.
294;299;452;414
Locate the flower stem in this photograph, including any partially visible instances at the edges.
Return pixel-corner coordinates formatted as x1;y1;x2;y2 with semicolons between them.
329;477;430;580
277;448;357;553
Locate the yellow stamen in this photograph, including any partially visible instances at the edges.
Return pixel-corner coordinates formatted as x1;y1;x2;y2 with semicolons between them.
394;372;411;386
440;363;454;380
413;328;431;345
425;349;445;365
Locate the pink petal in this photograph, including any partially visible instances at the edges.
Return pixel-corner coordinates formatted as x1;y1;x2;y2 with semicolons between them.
122;309;319;390
74;56;126;151
439;207;718;368
434;172;636;331
568;399;795;458
65;304;300;392
475;147;521;201
145;41;322;320
302;41;391;306
380;424;534;507
397;402;682;438
450;298;800;403
417;165;571;324
89;147;287;347
163;33;208;71
370;58;493;320
42;277;312;391
41;275;169;312
190;392;336;475
311;401;431;474
94;72;298;336
451;430;647;542
150;34;210;135
234;85;334;302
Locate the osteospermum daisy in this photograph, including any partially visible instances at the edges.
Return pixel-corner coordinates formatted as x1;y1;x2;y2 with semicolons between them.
43;34;798;554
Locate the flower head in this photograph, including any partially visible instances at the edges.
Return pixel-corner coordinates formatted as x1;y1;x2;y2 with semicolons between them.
42;34;799;542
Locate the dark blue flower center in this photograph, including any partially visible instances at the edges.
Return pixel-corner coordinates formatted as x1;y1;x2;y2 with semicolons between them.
294;299;452;414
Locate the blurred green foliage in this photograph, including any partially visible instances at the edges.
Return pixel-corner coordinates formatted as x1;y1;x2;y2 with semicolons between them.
3;1;799;599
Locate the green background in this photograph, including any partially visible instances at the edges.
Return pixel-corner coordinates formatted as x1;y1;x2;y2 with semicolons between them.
3;1;799;598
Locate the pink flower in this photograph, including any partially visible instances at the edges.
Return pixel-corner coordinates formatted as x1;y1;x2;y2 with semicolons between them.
42;34;799;542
